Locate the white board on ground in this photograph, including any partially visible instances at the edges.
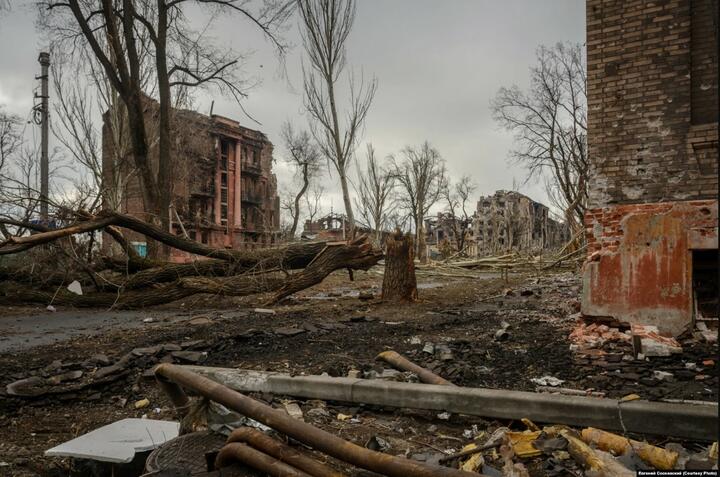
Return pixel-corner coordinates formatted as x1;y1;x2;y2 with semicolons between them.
44;418;179;463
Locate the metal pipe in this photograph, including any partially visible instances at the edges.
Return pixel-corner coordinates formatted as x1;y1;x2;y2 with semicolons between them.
227;427;344;477
376;350;455;386
155;372;191;415
154;363;476;477
215;442;314;477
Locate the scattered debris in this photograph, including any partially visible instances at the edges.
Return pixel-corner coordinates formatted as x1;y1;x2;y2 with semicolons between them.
530;376;565;387
580;427;679;470
282;401;304;421
377;350;455;386
253;308;276;315
134;398;150;409
66;280;83;296
365;435;392;452
494;321;511;341
44;418;179;463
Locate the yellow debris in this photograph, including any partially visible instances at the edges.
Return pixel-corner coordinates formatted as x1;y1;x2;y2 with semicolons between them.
459;443;485;472
506;431;542;458
710;442;718;461
521;418;540;431
620;393;641;402
580;427;678;470
134;398;150;409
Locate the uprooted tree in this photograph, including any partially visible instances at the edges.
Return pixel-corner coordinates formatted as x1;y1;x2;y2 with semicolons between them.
0;211;382;309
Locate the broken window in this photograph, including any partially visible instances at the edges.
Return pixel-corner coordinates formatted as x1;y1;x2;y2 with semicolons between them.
693;249;719;320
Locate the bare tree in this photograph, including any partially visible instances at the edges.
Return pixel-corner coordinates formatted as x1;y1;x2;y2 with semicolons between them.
41;0;292;256
392;141;447;263
0;108;22;177
443;174;476;254
304;183;324;223
298;0;377;238
354;143;394;246
280;121;321;238
491;42;587;240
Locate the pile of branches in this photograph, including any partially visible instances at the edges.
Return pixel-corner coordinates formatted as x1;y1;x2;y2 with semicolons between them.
0;211;383;309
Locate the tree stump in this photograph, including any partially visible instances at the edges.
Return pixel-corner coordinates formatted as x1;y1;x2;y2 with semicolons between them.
382;229;418;302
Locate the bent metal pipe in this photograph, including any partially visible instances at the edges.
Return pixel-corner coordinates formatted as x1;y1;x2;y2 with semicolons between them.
154;363;479;477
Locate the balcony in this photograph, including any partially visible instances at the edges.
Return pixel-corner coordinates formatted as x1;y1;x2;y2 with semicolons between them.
241;161;262;176
241;191;263;205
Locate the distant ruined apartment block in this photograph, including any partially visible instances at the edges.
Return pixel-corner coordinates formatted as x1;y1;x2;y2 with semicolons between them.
102;101;280;261
582;0;718;335
301;213;353;241
302;213;389;243
423;190;568;257
471;190;569;255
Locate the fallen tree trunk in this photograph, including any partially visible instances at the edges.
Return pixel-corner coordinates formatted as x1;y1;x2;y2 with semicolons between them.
122;241;328;289
0;211;325;269
0;236;382;308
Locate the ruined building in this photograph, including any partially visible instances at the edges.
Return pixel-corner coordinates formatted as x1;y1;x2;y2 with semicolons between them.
102;103;280;260
471;190;569;255
301;213;353;241
582;0;718;335
301;213;388;243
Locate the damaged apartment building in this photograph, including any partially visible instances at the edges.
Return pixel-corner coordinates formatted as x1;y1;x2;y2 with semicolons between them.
469;190;569;255
102;102;281;261
582;0;718;336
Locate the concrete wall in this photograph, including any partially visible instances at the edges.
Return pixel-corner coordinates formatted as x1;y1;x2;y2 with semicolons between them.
101;104;280;260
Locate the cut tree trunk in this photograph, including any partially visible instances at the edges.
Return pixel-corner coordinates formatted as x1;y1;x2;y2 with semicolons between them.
382;230;418;302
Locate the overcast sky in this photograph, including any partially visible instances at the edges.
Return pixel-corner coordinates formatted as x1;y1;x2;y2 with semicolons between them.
0;0;586;222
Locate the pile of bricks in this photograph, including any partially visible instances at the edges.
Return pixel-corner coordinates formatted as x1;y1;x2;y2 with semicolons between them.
568;322;632;350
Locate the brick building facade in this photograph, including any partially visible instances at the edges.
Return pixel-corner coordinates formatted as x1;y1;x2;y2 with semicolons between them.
102;103;281;261
582;0;718;335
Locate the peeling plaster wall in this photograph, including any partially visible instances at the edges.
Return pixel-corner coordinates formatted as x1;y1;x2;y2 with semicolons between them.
583;201;717;335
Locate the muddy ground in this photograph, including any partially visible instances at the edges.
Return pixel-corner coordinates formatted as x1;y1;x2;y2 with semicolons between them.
0;268;717;476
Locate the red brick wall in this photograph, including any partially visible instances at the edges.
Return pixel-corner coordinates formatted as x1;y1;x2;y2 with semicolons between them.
586;0;718;207
690;0;719;125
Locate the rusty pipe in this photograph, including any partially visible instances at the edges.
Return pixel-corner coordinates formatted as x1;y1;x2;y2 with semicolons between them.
227;427;344;477
155;371;191;415
376;350;455;386
154;363;476;477
216;442;314;477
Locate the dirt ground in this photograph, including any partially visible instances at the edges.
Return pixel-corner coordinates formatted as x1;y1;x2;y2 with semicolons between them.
0;268;717;476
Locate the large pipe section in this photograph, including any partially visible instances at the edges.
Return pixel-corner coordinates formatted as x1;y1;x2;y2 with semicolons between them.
154;363;477;477
376;350;455;386
227;427;344;477
215;442;314;477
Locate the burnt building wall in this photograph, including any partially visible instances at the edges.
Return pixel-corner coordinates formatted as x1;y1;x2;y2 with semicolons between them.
582;0;719;335
471;190;568;256
101;103;280;261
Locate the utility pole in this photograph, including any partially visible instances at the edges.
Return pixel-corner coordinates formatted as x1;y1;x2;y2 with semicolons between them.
37;51;50;222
